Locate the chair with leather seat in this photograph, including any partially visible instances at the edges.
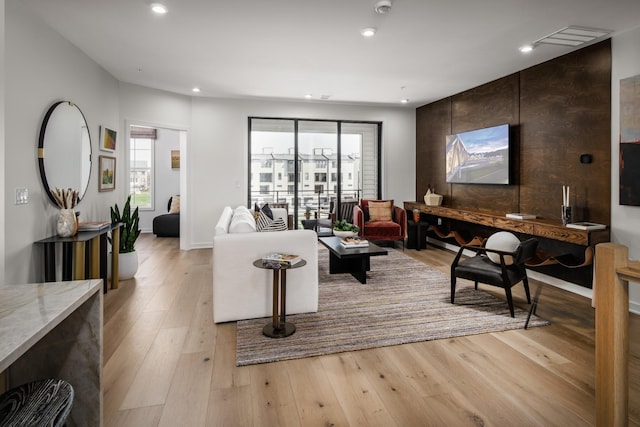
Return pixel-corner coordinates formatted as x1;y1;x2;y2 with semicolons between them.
450;235;538;317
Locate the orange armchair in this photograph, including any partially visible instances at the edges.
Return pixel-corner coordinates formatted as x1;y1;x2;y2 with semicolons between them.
353;199;407;247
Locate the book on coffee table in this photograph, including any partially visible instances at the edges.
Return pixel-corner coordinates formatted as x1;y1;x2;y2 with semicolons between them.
340;237;369;248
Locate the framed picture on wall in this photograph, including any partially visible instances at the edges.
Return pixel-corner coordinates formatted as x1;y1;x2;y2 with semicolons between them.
171;150;180;169
100;126;117;152
98;155;116;191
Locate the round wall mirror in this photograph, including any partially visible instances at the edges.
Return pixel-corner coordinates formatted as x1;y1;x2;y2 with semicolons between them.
38;101;92;206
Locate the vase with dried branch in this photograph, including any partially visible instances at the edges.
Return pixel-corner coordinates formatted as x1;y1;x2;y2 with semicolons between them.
51;187;79;237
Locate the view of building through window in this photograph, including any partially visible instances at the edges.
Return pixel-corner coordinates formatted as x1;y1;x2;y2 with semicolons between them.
129;125;156;209
249;118;380;227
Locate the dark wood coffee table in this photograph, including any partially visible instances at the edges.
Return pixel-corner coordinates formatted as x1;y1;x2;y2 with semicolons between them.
318;236;387;284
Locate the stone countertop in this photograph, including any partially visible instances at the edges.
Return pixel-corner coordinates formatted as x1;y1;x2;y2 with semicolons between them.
0;279;102;373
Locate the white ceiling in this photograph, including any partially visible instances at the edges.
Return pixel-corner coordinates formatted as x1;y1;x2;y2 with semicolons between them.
21;0;640;107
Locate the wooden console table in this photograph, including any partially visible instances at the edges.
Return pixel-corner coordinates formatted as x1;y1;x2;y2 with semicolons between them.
34;224;121;292
404;202;609;247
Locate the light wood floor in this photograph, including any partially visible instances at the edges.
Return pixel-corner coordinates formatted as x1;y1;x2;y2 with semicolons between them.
103;234;640;427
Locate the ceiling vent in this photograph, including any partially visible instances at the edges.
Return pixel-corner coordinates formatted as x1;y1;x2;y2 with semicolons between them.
374;0;391;14
534;26;611;47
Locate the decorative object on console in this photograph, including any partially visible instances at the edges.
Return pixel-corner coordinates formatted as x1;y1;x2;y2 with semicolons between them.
423;185;443;206
424;193;443;206
98;155;116;191
506;213;537;220
561;185;572;225
565;221;607;231
51;187;79;237
77;221;110;232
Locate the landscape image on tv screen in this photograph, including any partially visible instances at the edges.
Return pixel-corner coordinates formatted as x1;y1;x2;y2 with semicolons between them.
445;123;510;184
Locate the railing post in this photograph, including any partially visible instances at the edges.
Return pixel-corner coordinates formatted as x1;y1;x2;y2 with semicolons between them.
594;242;629;427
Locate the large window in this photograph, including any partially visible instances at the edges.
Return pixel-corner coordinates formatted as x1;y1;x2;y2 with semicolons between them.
248;117;381;227
129;125;157;209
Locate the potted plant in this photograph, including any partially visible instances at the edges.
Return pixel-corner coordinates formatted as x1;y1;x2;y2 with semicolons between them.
304;206;312;219
109;195;141;280
332;219;359;238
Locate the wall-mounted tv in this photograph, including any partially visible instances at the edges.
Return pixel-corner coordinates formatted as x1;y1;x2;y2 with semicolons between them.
445;123;510;185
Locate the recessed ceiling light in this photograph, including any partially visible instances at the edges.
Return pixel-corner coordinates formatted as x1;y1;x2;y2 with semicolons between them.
400;99;409;104
519;44;534;53
305;94;313;99
361;28;376;37
150;3;167;14
192;87;201;93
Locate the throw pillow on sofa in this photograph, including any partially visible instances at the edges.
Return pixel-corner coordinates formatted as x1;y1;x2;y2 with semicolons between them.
229;206;257;233
168;195;180;213
256;210;287;232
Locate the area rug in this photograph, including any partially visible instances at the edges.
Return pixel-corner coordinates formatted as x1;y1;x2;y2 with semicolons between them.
236;246;549;366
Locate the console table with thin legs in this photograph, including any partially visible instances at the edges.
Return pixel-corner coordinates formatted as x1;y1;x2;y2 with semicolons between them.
34;223;121;293
253;259;307;338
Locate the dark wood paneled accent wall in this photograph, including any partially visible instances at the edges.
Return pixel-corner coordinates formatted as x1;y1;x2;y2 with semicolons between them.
416;40;611;225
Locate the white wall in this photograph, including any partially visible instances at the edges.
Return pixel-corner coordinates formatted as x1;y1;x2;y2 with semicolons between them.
611;26;640;312
4;1;120;284
0;0;5;284
189;97;416;248
119;87;415;249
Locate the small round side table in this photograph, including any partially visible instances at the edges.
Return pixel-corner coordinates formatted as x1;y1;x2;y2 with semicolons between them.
253;258;307;338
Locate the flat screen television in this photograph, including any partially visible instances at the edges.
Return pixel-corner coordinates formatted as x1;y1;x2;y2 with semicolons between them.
445;123;510;185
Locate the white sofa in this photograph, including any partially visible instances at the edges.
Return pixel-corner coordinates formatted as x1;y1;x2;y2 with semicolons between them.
212;206;319;323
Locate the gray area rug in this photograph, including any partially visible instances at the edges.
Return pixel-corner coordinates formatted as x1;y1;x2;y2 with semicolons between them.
236;246;549;366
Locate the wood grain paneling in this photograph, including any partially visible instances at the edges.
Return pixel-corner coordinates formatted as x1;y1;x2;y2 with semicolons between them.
415;40;611;225
520;41;611;224
415;99;450;203
450;74;520;214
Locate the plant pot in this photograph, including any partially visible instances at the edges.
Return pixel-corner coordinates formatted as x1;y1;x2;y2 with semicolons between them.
108;251;138;280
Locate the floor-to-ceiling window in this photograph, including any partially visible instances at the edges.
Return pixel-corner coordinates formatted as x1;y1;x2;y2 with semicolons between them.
249;117;381;227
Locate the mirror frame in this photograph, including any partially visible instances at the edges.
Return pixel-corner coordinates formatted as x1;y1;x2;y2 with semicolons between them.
38;101;93;206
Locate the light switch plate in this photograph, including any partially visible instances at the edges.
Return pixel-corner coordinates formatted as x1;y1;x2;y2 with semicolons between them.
15;188;28;204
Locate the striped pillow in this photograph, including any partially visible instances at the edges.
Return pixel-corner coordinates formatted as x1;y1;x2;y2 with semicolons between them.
256;211;287;232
